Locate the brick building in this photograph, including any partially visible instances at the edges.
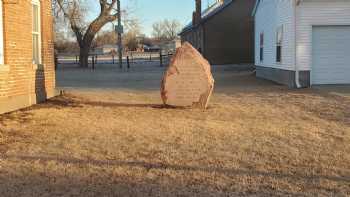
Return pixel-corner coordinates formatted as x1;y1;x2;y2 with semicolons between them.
0;0;56;114
179;0;256;65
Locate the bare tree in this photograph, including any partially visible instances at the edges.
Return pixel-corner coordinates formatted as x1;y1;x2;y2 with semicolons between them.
163;19;181;40
123;33;138;51
53;0;122;67
123;19;141;51
94;31;118;46
152;19;181;41
152;22;164;41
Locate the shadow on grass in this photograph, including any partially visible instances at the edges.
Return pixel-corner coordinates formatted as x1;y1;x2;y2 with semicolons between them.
0;167;317;197
80;101;180;109
34;95;83;109
41;95;179;110
0;129;32;155
2;155;349;184
0;95;191;126
0;111;33;124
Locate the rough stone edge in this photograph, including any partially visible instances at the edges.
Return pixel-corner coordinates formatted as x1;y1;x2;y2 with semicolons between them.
160;42;215;109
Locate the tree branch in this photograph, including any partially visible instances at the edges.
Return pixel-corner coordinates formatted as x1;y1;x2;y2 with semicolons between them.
54;0;122;66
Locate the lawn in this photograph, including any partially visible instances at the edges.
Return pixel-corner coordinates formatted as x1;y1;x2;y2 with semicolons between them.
0;65;349;196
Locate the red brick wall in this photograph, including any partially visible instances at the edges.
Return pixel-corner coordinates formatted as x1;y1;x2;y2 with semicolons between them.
0;0;56;113
40;0;56;95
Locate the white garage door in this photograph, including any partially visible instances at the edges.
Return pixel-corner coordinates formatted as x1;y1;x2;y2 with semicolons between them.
312;26;350;85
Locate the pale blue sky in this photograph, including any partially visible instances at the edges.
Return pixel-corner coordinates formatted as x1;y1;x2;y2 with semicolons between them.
88;0;216;36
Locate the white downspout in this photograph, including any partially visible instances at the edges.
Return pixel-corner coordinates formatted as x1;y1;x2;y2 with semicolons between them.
294;0;301;88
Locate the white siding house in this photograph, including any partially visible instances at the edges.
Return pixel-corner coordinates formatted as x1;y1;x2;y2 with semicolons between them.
253;0;350;87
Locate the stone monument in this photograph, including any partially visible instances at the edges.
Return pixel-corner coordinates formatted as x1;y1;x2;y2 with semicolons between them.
161;42;214;109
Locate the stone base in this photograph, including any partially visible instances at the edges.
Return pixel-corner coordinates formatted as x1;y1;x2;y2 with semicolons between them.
256;66;310;88
0;89;58;114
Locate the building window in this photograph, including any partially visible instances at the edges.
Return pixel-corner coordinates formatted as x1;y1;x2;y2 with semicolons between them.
276;26;283;63
0;0;4;65
259;33;264;62
32;0;41;64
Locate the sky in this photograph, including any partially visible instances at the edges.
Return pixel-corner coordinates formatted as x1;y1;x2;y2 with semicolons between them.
87;0;217;36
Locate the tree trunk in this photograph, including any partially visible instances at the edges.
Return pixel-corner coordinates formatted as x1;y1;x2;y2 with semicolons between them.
79;46;90;68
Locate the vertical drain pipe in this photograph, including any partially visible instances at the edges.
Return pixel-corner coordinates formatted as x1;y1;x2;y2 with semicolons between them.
294;0;301;88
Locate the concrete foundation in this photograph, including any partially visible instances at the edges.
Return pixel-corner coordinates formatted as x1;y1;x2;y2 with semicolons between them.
256;66;310;88
0;89;58;114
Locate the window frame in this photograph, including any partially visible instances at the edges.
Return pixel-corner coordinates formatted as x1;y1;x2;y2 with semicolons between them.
276;26;283;64
32;0;42;65
259;32;264;62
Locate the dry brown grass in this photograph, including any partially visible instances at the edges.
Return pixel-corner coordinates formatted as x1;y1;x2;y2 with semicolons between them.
0;73;349;196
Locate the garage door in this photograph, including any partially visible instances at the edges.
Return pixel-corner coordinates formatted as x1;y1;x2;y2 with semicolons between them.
312;26;350;85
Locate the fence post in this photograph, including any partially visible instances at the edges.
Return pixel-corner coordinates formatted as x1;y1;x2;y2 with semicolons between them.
131;52;134;63
127;56;130;70
159;51;163;67
119;54;122;69
92;56;95;70
54;55;58;70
